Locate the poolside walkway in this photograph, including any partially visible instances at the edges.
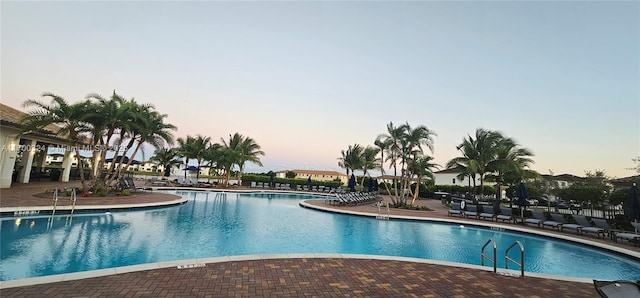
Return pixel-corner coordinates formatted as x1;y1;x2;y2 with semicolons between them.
0;182;628;297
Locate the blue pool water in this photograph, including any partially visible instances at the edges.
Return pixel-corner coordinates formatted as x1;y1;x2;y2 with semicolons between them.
1;191;639;281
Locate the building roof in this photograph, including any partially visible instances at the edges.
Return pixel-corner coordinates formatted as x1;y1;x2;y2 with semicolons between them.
609;175;640;185
0;103;60;135
1;102;89;145
434;168;464;174
540;174;584;182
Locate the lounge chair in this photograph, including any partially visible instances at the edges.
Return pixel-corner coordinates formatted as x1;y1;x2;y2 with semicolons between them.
549;213;580;233
571;215;606;238
614;231;640;246
593;279;640;298
464;205;479;219
121;177;144;192
496;207;515;223
525;210;546;228
592;218;614;238
447;202;463;217
250;181;257;188
541;213;563;230
479;206;496;221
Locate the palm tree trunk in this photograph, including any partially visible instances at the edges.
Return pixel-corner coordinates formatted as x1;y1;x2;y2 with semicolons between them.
411;176;421;205
73;145;88;191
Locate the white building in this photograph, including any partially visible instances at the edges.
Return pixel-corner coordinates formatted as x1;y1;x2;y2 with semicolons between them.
433;168;482;186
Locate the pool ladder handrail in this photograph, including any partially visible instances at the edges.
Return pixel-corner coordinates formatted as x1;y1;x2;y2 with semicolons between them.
51;188;59;217
376;202;390;220
47;188;59;229
481;238;497;273
505;240;525;277
69;188;77;215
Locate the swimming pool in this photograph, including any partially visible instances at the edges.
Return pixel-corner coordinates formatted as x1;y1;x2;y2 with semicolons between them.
1;191;639;281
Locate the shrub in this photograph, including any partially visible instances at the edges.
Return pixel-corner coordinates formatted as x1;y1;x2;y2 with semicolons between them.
122;189;130;196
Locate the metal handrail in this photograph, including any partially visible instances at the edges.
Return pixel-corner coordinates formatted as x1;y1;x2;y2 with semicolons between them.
505;240;525;277
481;238;497;273
70;188;77;216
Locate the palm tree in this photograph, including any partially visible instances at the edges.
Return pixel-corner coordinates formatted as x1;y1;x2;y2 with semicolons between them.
398;124;436;201
221;133;264;186
378;122;408;197
447;128;504;198
149;148;181;178
374;136;393;196
120;109;176;173
21;93;93;191
337;144;363;176
360;146;380;186
179;135;210;181
446;137;479;196
408;154;440;205
486;137;535;204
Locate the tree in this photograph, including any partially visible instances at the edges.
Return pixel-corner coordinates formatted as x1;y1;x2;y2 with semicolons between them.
177;135;211;181
360;146;380;186
378;122;409;197
408;154;440;205
149;148;181;178
398;124;436;203
337;144;363;176
285;171;296;178
485;137;535;208
221;133;264;186
447;128;504;198
21;93;92;190
374;136;393;196
22;91;176;193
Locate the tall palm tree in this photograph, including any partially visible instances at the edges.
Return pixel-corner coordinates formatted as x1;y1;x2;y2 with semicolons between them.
177;135;211;181
360;146;380;186
21;93;92;190
447;128;504;198
149;148;181;178
486;137;535;203
337;144;363;176
221;133;264;186
379;122;408;197
408;154;440;205
374;136;393;196
83;92;128;186
398;124;437;200
121;109;176;173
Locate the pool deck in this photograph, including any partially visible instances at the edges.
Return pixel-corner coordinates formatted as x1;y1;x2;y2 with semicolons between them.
1;181;637;297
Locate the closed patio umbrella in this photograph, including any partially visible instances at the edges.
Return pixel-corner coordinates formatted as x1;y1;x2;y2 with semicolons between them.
628;183;640;223
270;173;275;189
368;178;374;192
348;174;356;192
516;182;529;222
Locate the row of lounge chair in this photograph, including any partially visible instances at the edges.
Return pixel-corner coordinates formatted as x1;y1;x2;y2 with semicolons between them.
326;192;381;206
249;182;339;193
448;203;640;246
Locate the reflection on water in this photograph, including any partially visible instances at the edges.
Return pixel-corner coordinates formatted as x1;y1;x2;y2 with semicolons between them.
1;191;639;281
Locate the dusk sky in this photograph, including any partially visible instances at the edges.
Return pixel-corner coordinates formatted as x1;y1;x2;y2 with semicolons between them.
2;1;638;178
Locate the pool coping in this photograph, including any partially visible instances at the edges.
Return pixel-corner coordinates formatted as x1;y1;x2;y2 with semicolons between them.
0;196;189;217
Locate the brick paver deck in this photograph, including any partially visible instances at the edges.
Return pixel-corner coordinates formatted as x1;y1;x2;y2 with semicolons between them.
0;181;632;297
2;258;598;297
